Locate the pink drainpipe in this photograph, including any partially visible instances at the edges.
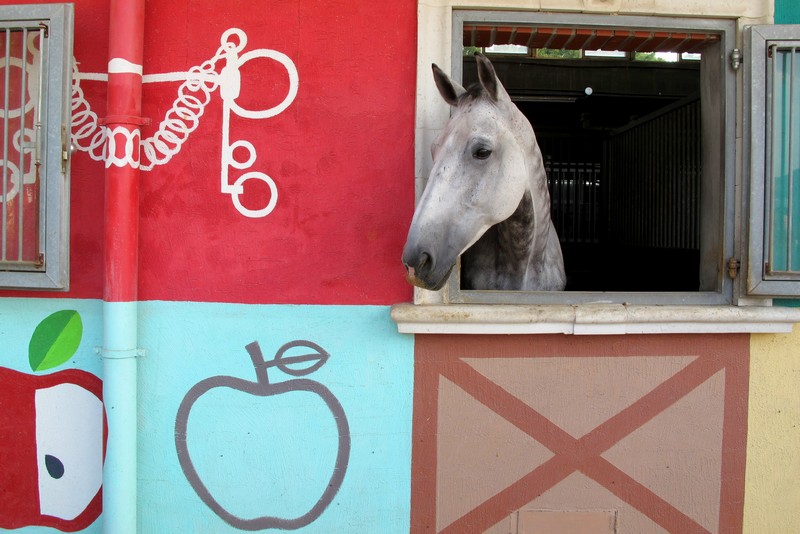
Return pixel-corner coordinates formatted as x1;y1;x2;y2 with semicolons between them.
101;0;145;531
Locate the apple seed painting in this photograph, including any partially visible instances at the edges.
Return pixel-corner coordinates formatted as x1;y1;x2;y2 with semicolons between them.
0;310;106;532
175;339;350;531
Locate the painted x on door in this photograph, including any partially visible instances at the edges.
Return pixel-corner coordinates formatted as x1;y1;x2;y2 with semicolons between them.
411;334;748;533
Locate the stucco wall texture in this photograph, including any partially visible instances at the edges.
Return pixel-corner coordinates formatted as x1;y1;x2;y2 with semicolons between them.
745;327;800;534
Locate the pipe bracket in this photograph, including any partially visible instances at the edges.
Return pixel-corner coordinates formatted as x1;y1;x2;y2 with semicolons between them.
95;346;145;359
99;115;151;127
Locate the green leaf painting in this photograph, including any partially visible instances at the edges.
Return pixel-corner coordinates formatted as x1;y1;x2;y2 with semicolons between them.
28;310;83;372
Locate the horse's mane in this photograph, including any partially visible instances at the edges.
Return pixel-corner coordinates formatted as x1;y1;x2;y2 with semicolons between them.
458;83;490;105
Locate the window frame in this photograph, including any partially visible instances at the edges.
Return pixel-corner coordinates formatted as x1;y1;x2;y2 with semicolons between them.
394;3;800;334
744;24;800;296
0;3;73;290
420;10;738;306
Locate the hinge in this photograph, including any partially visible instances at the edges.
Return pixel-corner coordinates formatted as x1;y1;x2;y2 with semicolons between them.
727;257;741;279
730;48;742;71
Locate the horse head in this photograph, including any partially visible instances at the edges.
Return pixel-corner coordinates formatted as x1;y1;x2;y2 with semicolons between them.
403;53;564;291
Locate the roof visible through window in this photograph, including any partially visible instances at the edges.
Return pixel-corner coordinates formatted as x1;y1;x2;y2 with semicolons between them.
464;25;720;54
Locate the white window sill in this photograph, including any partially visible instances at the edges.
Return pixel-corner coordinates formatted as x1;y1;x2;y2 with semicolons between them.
390;303;800;335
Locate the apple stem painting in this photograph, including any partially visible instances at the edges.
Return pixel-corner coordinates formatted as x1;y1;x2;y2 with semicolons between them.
245;340;331;385
174;339;351;531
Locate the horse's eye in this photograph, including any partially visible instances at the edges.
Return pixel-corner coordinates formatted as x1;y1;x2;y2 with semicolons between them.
474;147;492;160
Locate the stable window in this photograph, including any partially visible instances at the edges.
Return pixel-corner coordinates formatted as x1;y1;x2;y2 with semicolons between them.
436;11;736;305
0;4;72;290
746;25;800;296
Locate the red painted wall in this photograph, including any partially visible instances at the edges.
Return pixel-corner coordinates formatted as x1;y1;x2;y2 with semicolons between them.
0;0;417;305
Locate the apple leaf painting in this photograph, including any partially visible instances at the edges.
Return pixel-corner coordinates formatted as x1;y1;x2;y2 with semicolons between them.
29;310;83;372
274;340;330;376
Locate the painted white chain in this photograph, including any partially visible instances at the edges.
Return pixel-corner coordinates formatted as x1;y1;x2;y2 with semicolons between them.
139;45;230;171
71;62;107;163
71;43;229;170
68;28;297;217
105;127;141;169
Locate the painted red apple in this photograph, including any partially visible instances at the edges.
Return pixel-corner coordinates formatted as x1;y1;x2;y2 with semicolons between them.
0;310;106;532
0;368;105;532
175;340;350;530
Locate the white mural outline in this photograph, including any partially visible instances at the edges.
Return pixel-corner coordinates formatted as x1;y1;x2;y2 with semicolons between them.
0;33;42;204
71;28;299;218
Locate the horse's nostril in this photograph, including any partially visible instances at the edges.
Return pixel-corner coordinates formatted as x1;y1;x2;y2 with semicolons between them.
418;252;429;268
403;247;436;282
417;251;434;274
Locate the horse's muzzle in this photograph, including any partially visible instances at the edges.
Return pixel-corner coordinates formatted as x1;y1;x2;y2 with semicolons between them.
402;251;451;291
404;265;433;290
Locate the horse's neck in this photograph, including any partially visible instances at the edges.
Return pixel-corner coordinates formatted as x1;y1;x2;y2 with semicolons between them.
497;190;537;264
463;178;564;290
462;189;543;290
462;136;565;291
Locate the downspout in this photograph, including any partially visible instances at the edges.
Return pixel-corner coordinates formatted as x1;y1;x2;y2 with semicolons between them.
101;0;144;532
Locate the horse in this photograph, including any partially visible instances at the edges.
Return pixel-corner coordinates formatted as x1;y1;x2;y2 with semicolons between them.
402;53;566;292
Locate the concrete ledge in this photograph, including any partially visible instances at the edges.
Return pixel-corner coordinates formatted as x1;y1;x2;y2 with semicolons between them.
390;303;800;334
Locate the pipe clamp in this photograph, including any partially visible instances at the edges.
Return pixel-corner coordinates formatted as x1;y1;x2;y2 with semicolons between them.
95;346;145;360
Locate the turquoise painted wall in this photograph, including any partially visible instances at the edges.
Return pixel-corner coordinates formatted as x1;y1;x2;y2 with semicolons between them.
776;0;800;23
0;301;413;533
138;302;414;533
0;299;103;378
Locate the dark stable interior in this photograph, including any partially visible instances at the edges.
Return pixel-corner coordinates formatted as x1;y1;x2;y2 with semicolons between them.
461;55;702;292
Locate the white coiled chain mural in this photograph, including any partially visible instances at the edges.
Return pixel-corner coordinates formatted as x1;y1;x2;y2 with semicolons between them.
71;28;299;218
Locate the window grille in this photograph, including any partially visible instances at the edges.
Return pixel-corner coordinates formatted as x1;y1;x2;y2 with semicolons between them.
765;45;800;276
745;25;800;296
0;4;73;289
0;27;45;270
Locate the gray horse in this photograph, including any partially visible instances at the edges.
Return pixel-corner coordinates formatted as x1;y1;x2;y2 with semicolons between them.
403;53;566;291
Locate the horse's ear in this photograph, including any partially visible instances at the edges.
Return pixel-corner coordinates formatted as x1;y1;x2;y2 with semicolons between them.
475;53;500;101
432;63;466;106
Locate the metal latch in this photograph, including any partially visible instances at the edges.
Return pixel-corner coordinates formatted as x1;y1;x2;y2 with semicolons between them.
730;49;742;71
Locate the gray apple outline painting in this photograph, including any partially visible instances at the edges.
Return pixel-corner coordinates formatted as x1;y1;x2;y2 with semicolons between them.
174;340;351;531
